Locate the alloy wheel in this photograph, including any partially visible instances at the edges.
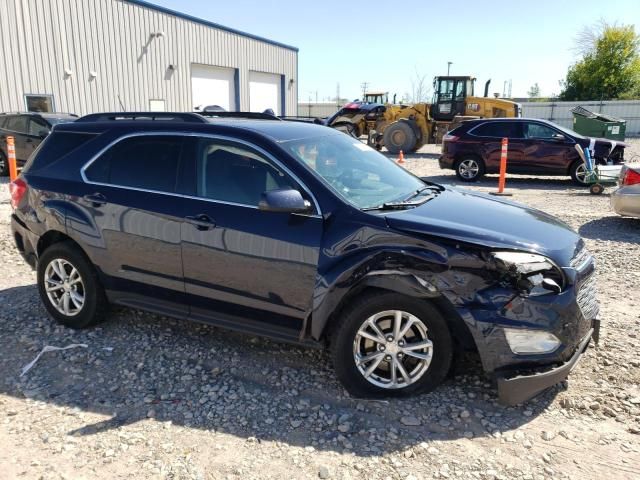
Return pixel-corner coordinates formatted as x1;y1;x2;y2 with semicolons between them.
352;310;433;389
44;258;85;316
458;159;479;179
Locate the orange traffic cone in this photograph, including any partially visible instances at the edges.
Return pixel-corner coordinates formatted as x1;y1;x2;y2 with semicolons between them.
396;150;405;164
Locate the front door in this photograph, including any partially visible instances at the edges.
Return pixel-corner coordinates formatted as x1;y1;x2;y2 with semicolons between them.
76;134;189;316
521;122;574;174
179;136;322;336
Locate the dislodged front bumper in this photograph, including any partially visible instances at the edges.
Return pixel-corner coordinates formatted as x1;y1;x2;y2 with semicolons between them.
497;320;599;405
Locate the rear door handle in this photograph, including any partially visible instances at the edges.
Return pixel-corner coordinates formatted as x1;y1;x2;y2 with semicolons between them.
83;193;107;206
185;214;216;230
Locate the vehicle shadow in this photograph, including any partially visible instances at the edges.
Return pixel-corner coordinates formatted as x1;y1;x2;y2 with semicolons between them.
0;283;559;457
579;216;640;243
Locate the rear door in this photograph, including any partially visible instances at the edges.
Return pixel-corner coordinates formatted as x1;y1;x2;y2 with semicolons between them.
77;134;190;317
468;121;524;172
521;121;574;174
179;135;322;338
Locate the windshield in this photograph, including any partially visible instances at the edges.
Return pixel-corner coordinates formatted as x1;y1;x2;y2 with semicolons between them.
283;133;426;209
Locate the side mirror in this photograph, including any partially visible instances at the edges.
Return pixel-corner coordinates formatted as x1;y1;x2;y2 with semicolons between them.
551;133;565;141
259;188;311;214
38;129;50;138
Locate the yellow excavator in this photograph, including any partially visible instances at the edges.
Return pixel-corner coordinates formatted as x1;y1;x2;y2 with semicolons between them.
327;76;521;153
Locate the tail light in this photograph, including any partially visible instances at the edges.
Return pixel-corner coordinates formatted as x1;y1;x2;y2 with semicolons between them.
9;178;27;210
443;134;459;142
621;168;640;186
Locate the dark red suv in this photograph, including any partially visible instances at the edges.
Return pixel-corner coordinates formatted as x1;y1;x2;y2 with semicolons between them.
439;118;626;185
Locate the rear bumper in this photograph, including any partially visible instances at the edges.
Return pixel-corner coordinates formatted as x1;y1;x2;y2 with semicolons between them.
10;213;37;269
497;322;598;405
438;153;455;170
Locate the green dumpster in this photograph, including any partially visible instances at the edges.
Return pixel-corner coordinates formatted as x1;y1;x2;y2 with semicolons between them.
571;106;626;141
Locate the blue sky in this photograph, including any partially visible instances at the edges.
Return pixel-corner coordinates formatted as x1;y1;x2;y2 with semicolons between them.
151;0;640;100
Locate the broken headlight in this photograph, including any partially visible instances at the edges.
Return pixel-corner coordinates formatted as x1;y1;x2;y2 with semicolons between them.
490;251;565;295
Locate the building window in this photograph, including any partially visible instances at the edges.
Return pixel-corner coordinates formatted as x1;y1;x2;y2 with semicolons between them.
25;94;55;113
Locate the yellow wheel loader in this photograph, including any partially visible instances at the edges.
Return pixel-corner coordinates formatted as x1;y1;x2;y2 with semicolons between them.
327;76;521;154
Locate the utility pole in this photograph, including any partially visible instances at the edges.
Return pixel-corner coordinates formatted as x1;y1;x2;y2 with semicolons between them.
447;61;453;75
336;82;340;105
360;81;369;100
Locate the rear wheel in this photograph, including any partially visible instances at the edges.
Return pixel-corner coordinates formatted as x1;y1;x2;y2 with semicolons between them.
455;157;485;182
383;122;417;154
330;292;453;397
570;161;588;185
37;241;108;329
0;150;8;176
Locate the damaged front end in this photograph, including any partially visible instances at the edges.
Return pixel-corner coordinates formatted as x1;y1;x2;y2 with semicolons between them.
457;248;600;405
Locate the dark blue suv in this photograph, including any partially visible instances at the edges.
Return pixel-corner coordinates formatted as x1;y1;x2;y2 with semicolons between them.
10;112;600;405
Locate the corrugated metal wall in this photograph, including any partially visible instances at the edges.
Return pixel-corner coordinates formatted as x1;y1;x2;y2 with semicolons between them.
0;0;298;115
297;103;342;118
297;100;640;136
521;100;640;136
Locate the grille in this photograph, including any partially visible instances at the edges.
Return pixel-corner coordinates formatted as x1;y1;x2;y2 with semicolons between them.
570;246;591;270
577;273;599;321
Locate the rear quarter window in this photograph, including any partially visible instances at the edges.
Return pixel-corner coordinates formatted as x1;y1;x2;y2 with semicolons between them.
22;131;97;173
471;122;522;138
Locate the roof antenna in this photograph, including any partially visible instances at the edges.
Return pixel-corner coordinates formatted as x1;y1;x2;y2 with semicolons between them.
117;94;125;111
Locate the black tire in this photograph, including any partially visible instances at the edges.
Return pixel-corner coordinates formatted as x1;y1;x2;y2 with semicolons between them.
383;122;417;154
37;241;108;329
0;150;8;176
570;160;588;186
455;157;486;182
589;183;604;195
330;291;453;398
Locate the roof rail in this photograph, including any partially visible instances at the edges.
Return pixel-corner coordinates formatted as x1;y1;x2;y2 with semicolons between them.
76;112;208;123
196;111;282;121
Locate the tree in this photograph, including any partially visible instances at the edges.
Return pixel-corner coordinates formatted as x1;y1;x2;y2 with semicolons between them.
527;83;541;98
560;21;640;100
410;69;431;103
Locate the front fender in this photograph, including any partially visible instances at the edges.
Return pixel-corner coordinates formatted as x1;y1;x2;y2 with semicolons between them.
309;248;450;340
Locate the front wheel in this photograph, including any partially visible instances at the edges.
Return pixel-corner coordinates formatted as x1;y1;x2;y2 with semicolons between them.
330;292;453;397
570;161;589;186
383;122;417;154
37;241;108;329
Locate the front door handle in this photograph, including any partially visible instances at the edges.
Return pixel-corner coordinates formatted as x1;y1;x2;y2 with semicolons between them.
185;214;216;230
83;193;107;206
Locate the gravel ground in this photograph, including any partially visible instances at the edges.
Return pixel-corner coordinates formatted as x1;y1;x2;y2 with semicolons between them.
1;141;639;480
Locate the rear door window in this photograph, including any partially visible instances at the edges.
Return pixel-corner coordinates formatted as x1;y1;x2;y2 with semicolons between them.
5;115;28;133
471;122;522;138
84;135;185;193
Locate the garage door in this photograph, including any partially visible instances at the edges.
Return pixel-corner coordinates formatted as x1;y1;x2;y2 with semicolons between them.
249;71;282;115
191;64;236;111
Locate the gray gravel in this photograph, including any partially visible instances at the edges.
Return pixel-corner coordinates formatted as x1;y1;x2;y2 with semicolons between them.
1;141;639;479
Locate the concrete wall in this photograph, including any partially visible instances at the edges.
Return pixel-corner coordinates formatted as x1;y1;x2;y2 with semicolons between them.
0;0;298;115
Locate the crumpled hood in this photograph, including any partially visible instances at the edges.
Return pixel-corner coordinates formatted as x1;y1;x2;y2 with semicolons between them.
385;187;582;265
578;136;628;153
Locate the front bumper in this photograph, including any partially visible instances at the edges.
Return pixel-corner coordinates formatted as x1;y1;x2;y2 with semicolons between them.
497;321;598;405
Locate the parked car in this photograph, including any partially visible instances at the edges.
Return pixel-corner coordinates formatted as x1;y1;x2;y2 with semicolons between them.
0;112;78;175
439;118;627;185
10;112;600;405
611;164;640;218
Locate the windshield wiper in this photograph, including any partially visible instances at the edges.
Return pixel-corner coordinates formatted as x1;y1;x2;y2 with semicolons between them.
362;194;437;211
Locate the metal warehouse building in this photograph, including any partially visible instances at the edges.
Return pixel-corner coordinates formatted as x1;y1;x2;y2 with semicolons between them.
0;0;298;116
